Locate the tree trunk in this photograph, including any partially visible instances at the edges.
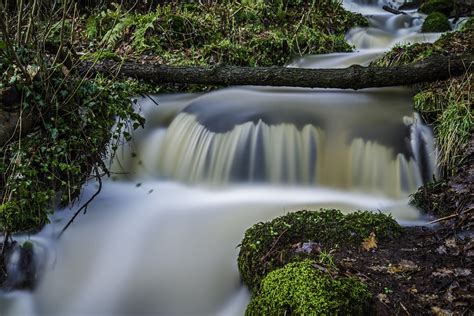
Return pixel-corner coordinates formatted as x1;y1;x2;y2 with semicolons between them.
80;55;473;90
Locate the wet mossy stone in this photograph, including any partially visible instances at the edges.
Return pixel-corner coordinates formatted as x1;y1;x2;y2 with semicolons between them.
422;12;451;32
238;209;401;291
245;260;371;316
419;0;453;16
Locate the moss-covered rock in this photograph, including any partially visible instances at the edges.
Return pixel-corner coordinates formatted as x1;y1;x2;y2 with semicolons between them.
421;12;451;33
245;259;371;315
238;209;401;291
419;0;453;16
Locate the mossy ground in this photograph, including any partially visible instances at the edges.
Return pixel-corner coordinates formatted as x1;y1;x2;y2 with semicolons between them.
245;259;371;316
78;1;367;67
238;209;401;292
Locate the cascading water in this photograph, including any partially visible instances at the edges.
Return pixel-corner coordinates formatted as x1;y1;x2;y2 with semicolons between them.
1;1;445;315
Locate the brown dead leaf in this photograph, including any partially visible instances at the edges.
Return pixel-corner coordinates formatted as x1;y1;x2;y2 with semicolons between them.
369;265;387;272
454;268;471;277
408;286;418;294
377;293;390;304
445;238;457;248
361;232;377;251
388;260;419;274
432;267;454;278
431;306;453;316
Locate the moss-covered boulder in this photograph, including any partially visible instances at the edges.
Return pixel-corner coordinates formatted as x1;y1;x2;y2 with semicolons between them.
419;0;453;16
421;12;451;32
238;209;401;291
245;259;371;315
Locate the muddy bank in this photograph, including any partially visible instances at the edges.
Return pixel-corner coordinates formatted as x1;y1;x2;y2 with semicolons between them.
238;209;473;315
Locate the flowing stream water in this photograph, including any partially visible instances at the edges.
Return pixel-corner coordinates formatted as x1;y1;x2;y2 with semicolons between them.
0;1;451;315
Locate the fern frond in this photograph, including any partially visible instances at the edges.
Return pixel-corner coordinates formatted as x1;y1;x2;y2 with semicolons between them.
131;14;159;52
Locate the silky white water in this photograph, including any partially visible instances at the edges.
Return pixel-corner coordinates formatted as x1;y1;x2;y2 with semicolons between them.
1;1;446;315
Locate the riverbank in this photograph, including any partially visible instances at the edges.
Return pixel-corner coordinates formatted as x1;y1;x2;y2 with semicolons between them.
0;1;472;314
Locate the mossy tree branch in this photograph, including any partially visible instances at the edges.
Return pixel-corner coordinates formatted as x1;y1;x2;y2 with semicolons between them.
80;54;473;90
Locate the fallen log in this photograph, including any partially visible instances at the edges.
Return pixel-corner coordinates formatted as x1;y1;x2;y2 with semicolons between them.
80;54;473;90
382;5;407;15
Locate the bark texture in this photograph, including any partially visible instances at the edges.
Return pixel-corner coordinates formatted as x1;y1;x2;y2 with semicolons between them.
80;55;473;90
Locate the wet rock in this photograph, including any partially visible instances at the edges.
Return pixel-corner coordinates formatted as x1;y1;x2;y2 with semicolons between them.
3;242;37;290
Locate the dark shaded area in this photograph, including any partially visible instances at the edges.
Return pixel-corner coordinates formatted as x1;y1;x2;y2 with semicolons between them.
334;226;473;315
411;136;473;229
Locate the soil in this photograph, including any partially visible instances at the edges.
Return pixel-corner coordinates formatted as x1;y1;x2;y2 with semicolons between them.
334;225;473;315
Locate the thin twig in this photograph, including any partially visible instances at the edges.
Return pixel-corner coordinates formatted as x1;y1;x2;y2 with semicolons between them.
400;302;411;315
260;228;288;263
58;167;103;239
426;208;473;225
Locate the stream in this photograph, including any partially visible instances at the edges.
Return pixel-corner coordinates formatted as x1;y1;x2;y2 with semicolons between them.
0;0;454;315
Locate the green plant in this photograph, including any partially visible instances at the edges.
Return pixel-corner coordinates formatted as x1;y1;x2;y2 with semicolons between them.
80;0;367;66
421;12;451;33
414;74;473;173
318;250;336;269
245;260;371;315
0;4;146;234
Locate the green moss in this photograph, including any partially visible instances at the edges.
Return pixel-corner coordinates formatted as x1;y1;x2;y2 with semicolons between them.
421;12;451;33
419;0;453;15
80;1;367;66
238;209;401;291
245;260;371;315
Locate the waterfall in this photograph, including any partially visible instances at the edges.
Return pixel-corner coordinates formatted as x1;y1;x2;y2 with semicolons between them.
1;0;443;315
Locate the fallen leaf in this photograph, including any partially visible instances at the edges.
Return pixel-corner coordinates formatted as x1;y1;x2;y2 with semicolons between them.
377;293;390;304
432;267;454;278
436;245;448;255
361;232;377;251
26;64;40;80
408;286;418;294
445;238;457;248
368;265;387;272
454;268;471;277
431;306;453;316
388;260;419;274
